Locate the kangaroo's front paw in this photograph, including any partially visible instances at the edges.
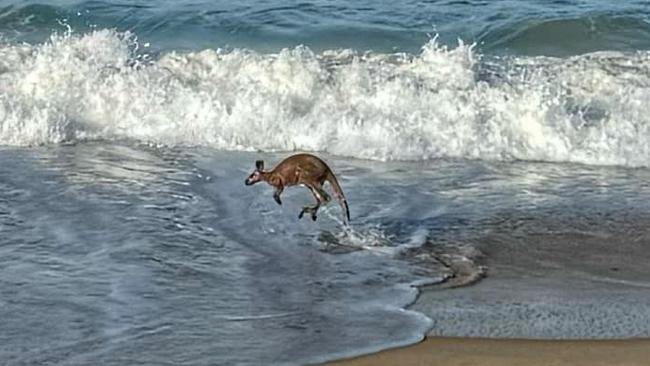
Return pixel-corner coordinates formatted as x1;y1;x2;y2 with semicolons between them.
274;194;282;205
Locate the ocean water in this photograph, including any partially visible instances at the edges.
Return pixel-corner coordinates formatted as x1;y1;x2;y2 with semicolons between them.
2;1;650;365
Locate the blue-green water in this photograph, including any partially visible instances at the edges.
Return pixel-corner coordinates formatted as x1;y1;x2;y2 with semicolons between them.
2;0;650;55
3;1;650;365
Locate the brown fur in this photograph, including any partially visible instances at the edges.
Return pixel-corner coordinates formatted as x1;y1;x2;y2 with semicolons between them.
245;153;350;224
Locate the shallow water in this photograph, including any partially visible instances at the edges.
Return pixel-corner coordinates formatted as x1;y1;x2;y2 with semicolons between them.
0;143;449;365
3;143;650;364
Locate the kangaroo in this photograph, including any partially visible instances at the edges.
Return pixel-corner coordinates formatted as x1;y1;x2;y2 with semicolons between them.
245;153;350;224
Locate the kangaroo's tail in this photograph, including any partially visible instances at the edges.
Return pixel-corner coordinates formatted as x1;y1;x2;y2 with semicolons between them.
326;171;350;224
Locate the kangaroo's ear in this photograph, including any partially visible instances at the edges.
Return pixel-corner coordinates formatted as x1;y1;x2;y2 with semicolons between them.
255;160;264;171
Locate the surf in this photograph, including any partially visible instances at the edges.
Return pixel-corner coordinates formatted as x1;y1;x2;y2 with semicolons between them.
2;29;650;167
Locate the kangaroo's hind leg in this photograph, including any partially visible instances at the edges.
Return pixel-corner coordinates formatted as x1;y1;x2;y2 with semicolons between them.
314;186;330;204
298;184;329;221
273;186;284;205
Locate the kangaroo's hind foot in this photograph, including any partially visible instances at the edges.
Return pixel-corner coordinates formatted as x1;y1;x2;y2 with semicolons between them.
298;205;319;221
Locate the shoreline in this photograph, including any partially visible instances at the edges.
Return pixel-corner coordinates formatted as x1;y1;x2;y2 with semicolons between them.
321;337;650;366
320;214;650;366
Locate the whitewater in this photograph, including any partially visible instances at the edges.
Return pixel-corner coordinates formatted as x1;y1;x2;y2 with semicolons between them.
2;29;650;166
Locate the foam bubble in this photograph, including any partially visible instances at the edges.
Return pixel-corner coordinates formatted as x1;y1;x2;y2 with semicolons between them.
2;29;650;167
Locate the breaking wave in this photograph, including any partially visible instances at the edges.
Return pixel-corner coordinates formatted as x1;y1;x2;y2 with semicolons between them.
2;29;650;167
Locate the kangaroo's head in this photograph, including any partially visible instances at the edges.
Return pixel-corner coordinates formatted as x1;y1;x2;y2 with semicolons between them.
245;160;265;186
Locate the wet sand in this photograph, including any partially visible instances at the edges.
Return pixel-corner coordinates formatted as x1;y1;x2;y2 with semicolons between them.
324;212;650;366
322;337;650;366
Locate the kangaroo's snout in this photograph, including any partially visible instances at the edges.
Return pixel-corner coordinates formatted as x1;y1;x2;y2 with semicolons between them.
245;171;262;186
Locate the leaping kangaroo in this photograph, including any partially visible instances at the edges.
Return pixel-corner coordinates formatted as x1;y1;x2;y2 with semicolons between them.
245;153;350;224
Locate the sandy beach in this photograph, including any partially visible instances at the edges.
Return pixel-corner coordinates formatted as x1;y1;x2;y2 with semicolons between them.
322;337;650;366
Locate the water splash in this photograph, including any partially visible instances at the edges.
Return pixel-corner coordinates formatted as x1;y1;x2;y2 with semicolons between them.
2;29;650;166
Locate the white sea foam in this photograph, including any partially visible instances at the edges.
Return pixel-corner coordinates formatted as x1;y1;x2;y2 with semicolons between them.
2;29;650;167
